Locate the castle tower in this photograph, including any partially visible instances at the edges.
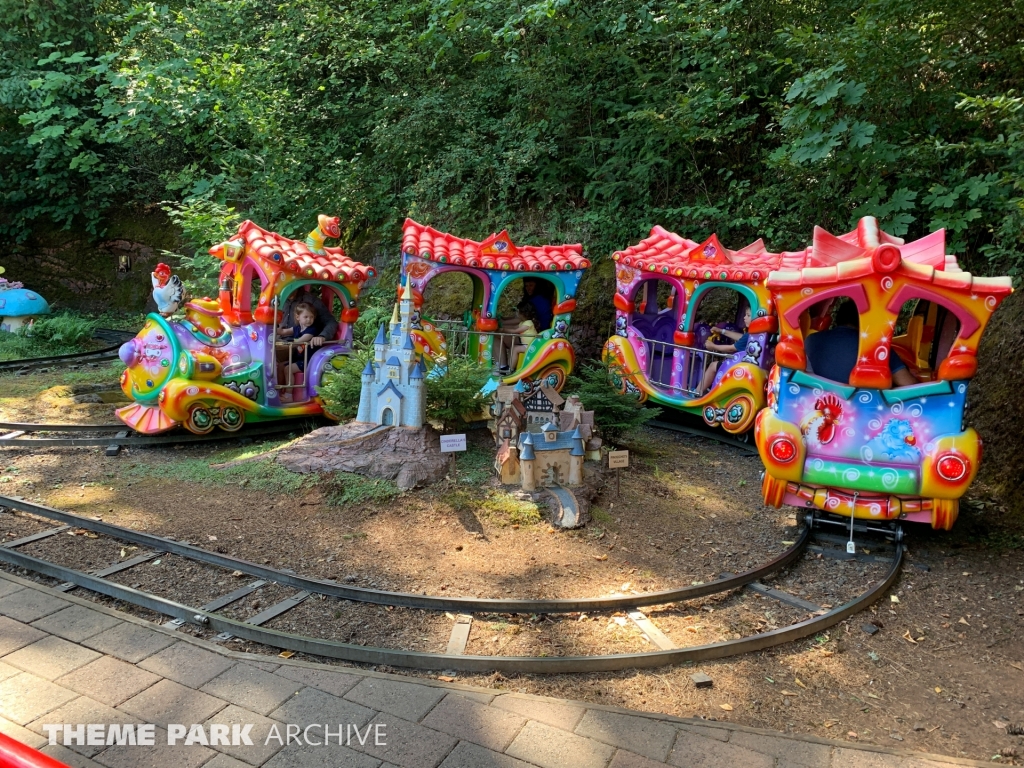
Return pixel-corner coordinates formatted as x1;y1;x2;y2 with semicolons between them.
407;360;425;428
357;360;374;422
389;302;400;343
568;426;585;486
520;433;536;491
374;323;387;363
400;280;413;333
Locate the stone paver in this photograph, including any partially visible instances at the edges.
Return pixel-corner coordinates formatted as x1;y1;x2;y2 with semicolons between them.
492;694;586;732
203;704;284;766
40;743;106;768
81;621;176;662
0;714;47;750
3;635;100;680
440;741;537;768
269;686;375;731
832;748;907;768
201;754;254;768
507;719;617;768
138;641;236;688
0;587;69;622
262;741;381;768
669;729;774;768
0;661;19;683
31;605;123;643
0;671;77;724
0;580;24;599
348;713;457;767
676;722;730;742
26;696;140;758
201;663;303;717
0;616;48;656
93;726;215;768
421;692;527;752
57;655;161;707
118;678;226;727
344;676;446;723
273;664;362;698
730;730;831;767
575;708;678;762
609;751;673;768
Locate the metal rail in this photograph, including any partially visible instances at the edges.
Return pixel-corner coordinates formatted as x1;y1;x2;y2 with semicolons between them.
0;421;316;448
0;518;902;674
0;328;134;374
648;419;758;455
0;495;809;613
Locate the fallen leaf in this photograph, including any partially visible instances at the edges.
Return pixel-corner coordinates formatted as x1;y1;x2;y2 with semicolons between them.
781;541;795;546
994;721;1009;730
781;690;800;697
902;630;918;644
867;693;880;699
934;687;942;693
847;731;858;739
720;704;733;711
958;617;970;626
794;678;807;689
820;650;835;657
232;570;243;578
1009;663;1023;672
890;595;900;604
437;675;456;682
593;554;608;561
823;719;839;728
278;650;294;659
208;535;217;541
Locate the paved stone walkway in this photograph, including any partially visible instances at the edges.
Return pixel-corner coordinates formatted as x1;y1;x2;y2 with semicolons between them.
0;571;990;768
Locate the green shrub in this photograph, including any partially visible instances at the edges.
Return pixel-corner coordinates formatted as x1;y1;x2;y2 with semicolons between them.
566;362;660;444
28;314;97;346
425;356;492;431
316;349;372;421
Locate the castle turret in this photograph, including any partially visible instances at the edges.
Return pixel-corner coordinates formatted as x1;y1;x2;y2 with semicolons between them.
568;426;585;486
400;280;414;333
389;302;400;342
407;360;425;428
357;360;374;422
374;323;387;363
519;432;536;491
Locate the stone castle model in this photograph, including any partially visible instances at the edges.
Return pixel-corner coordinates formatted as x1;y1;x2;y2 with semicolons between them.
356;283;426;428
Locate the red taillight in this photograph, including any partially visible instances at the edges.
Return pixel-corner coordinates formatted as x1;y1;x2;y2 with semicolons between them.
936;454;968;482
769;437;797;463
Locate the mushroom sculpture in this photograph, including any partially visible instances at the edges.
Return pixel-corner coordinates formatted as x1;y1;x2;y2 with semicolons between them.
0;268;51;332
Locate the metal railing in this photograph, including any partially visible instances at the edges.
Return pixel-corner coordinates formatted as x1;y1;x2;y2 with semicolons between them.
425;324;539;373
632;336;731;397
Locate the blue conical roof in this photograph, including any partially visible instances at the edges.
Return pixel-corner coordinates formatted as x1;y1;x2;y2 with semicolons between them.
374;324;386;344
519;432;535;461
410;361;425;380
362;361;375;376
402;333;415;350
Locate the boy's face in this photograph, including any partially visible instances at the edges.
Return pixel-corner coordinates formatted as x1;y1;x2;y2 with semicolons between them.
296;309;315;327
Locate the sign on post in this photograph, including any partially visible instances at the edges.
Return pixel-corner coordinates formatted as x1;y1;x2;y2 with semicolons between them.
608;450;629;468
440;434;467;453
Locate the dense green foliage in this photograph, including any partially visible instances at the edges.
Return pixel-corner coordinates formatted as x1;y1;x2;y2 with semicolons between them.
316;349;372;420
2;0;1022;274
566;362;660;442
424;356;492;429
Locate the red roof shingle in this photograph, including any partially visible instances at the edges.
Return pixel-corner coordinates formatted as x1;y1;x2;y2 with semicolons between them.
235;220;375;284
402;219;589;272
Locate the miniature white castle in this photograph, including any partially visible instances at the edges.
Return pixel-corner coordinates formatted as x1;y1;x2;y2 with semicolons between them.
356;282;426;428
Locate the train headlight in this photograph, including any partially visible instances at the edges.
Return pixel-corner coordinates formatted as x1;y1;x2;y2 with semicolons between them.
936;454;968;482
769;437;797;463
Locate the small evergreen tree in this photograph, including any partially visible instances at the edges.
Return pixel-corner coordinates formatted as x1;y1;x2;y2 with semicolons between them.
316;348;372;420
565;362;660;443
425;356;492;431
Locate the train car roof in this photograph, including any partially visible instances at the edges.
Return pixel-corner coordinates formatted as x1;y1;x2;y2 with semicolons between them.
402;219;589;272
767;217;1013;296
228;220;376;285
612;226;803;282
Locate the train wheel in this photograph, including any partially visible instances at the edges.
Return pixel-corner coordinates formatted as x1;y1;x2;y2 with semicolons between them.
218;405;245;432
185;404;215;435
721;394;757;434
535;364;566;391
931;498;959;530
762;473;787;508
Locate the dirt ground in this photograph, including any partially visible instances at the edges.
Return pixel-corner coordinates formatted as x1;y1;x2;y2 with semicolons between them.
1;380;1022;763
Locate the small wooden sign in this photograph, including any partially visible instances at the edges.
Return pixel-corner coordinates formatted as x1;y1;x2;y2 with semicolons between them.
440;434;467;453
608;450;629;469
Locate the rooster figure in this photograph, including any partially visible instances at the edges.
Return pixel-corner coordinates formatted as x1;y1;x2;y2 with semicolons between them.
152;263;184;317
800;393;844;446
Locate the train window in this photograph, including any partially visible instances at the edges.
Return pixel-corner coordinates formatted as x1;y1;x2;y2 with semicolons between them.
693;287;742;328
891;298;962;380
422;271;477;328
496;277;556;330
249;269;263;316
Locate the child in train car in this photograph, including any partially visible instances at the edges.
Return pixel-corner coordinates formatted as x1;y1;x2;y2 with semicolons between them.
498;302;538;373
699;305;751;395
805;299;917;387
277;302;323;401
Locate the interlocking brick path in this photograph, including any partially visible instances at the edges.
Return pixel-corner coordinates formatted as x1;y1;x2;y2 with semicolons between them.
0;571;993;768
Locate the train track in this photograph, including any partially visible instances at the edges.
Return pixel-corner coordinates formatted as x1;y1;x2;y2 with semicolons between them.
0;495;903;673
0;328;135;375
0;419;322;449
648;418;758;455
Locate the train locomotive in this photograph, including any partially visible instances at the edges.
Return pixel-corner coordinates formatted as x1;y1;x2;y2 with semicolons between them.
115;217;374;434
755;217;1013;530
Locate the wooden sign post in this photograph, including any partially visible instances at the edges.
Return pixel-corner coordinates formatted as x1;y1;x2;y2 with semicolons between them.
608;450;629;496
441;434;468;480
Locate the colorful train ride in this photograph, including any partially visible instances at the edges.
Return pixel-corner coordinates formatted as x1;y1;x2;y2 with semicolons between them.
602;227;794;434
115;217;375;434
399;219;590;391
754;217;1013;530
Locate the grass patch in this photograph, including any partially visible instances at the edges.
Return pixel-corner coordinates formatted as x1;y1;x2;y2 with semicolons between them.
124;441;307;494
591;506;613;525
0;362;126;400
323;473;402;506
453;442;494;485
478;491;542;527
